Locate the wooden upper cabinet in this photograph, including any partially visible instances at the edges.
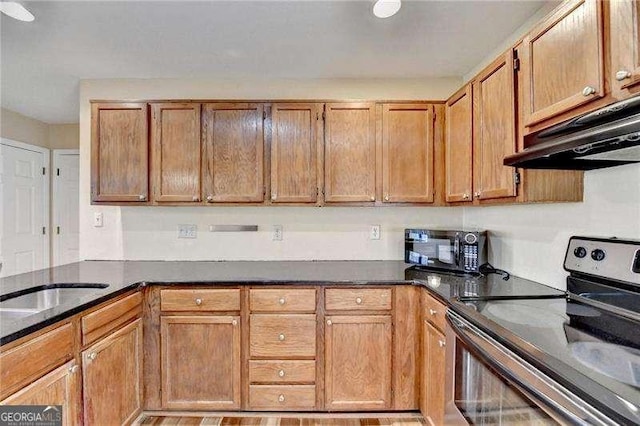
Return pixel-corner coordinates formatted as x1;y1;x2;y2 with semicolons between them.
91;103;148;203
610;0;640;100
382;104;435;203
270;103;321;204
521;0;604;127
151;103;202;203
202;103;265;203
473;52;517;201
445;86;473;203
324;103;376;203
325;315;392;410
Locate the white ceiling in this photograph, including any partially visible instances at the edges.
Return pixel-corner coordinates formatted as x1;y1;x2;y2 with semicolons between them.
1;0;548;124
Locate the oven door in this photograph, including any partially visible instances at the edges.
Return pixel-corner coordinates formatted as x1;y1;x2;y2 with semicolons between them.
444;310;616;426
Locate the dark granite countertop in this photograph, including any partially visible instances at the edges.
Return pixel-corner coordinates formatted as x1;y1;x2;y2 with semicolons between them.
0;260;562;345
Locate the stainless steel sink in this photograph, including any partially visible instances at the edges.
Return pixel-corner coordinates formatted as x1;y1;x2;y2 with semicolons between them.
0;283;109;322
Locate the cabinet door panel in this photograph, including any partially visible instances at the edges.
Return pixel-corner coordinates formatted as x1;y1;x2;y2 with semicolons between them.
151;103;201;203
161;315;241;410
324;103;376;202
91;103;148;203
83;319;142;426
203;103;264;203
473;52;517;201
445;86;473;203
424;322;446;426
610;0;640;99
271;103;321;203
382;104;434;203
1;361;79;426
522;0;604;126
325;315;392;410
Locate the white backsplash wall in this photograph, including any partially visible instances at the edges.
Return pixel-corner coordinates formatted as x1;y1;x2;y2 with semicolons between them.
464;164;640;290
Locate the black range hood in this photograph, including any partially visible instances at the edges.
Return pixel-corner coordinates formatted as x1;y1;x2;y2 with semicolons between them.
504;95;640;170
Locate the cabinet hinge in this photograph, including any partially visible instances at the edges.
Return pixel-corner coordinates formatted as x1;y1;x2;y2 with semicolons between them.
56;226;61;235
263;110;267;120
42;227;46;235
322;111;326;120
513;57;520;71
42;167;46;175
514;171;521;185
56;168;60;176
316;112;320;120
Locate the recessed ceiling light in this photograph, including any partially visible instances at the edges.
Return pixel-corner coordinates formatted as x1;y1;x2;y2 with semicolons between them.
373;0;401;19
0;2;35;22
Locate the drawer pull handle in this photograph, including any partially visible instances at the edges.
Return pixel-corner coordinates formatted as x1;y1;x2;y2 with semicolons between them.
87;352;97;361
278;369;286;378
278;333;286;341
278;394;285;403
326;320;332;326
69;365;79;374
438;340;446;348
279;297;286;305
355;297;363;305
429;308;437;316
195;298;203;306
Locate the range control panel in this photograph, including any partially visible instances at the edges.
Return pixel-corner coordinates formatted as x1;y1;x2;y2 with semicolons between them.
564;236;640;285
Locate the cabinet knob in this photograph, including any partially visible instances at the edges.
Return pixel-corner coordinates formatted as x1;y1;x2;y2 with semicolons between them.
278;369;286;378
326;320;332;326
206;195;214;202
195;298;203;306
355;297;363;305
438;340;446;348
87;352;97;360
138;194;146;201
462;193;470;200
370;196;375;201
232;319;238;326
474;191;481;199
616;70;632;81
384;195;389;201
429;308;437;316
278;297;286;305
582;86;596;96
69;365;79;374
271;193;277;201
278;333;286;341
278;394;286;403
192;196;200;202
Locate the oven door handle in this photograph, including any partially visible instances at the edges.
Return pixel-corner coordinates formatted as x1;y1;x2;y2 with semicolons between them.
446;311;618;426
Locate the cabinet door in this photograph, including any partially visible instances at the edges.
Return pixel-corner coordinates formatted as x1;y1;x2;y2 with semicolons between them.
1;361;79;426
324;103;376;203
445;86;473;203
423;321;446;426
161;315;241;410
83;319;142;426
91;103;149;203
325;315;392;410
610;0;640;99
151;103;202;203
202;103;265;203
271;103;321;203
521;0;604;127
382;104;434;203
473;52;517;201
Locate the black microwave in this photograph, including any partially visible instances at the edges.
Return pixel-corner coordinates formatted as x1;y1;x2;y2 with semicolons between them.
405;229;487;274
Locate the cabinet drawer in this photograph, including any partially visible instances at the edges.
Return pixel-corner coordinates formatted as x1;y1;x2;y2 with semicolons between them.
0;323;74;400
249;385;316;410
423;292;447;333
250;288;316;312
325;288;392;311
160;289;240;312
250;314;316;358
249;360;316;384
82;292;142;345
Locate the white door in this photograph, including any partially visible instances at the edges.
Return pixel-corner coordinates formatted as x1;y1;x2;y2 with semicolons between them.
53;150;80;266
0;139;49;277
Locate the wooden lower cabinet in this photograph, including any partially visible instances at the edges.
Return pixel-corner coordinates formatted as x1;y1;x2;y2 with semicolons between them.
249;385;316;411
160;315;241;410
324;315;392;410
1;360;80;426
421;320;447;426
82;319;142;426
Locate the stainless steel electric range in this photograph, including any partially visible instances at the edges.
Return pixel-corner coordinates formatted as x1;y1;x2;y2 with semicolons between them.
446;236;640;425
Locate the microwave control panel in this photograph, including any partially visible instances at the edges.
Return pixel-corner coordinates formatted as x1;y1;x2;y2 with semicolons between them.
463;244;479;271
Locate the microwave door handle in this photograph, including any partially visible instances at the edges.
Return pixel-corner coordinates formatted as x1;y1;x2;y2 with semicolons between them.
445;312;615;426
454;239;460;267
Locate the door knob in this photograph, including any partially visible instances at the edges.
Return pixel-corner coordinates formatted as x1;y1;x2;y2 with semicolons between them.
355;297;363;305
384;195;389;201
462;193;469;200
278;394;285;403
326;320;332;326
582;86;596;96
278;370;286;378
616;70;632;81
429;308;437;316
206;195;213;202
87;352;97;360
69;365;79;374
438;340;446;348
138;194;146;201
192;196;199;202
279;298;286;305
195;298;203;306
278;333;286;341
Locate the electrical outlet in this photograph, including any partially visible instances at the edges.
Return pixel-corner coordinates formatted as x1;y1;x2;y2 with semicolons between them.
370;225;381;240
93;212;103;228
178;224;197;239
273;225;283;241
